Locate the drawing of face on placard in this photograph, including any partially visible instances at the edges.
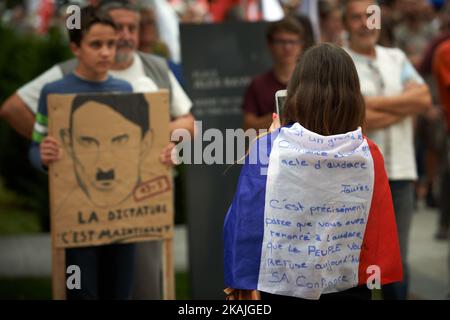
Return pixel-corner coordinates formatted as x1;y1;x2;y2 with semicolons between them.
59;93;152;208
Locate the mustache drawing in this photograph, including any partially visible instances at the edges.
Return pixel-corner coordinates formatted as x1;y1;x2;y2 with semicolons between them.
116;40;134;49
96;169;115;181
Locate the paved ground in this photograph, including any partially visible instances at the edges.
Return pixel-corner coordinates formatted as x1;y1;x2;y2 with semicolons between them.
408;202;449;299
0;205;448;299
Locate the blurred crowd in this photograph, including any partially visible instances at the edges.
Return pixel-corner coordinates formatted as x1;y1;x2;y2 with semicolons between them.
2;0;449;71
2;1;448;65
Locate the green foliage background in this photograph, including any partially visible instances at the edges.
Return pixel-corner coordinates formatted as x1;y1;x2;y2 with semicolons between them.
0;23;72;231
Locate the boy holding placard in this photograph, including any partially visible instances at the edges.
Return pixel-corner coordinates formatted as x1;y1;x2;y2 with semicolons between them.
30;6;134;299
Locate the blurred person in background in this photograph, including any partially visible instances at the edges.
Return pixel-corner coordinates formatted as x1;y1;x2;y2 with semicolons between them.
418;2;450;83
343;0;432;300
432;37;450;296
377;0;403;47
176;0;211;22
138;3;186;85
278;0;316;50
420;0;450;240
318;0;344;45
281;0;320;42
280;0;303;15
393;0;445;210
394;0;438;67
209;0;284;22
295;0;320;41
138;6;170;57
293;13;316;50
433;38;450;241
242;17;304;131
1;3;30;33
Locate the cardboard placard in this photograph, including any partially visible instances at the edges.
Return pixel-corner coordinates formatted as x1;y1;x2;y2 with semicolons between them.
47;91;173;249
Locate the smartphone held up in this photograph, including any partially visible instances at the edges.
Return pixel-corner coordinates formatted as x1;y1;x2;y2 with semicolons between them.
275;89;287;117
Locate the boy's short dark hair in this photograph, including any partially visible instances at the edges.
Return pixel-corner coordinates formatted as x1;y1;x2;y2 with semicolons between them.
266;17;305;43
68;6;117;46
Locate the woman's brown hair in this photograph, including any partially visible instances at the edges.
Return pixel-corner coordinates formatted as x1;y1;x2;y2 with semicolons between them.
282;43;365;135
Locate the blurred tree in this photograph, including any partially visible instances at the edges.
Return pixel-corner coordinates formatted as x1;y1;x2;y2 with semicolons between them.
0;23;72;231
5;0;25;9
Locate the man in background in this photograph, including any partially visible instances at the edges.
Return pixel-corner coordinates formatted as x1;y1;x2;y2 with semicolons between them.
343;0;432;300
433;38;450;297
242;17;304;131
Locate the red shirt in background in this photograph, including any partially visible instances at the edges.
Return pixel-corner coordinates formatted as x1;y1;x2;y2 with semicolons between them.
418;31;450;76
209;0;240;22
209;0;263;22
433;39;450;131
242;70;286;117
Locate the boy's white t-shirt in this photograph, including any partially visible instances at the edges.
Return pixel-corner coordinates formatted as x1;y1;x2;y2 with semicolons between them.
345;45;424;181
17;65;62;112
17;52;192;118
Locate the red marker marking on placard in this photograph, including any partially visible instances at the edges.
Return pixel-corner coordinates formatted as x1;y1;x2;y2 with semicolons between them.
133;176;171;201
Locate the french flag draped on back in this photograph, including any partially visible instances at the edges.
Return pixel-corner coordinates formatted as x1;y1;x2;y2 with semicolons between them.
223;123;402;299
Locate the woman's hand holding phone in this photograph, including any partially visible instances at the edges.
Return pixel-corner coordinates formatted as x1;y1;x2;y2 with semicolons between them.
269;113;281;132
